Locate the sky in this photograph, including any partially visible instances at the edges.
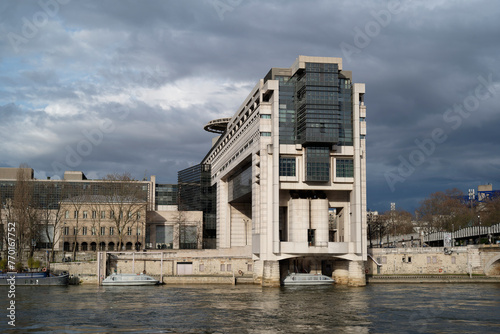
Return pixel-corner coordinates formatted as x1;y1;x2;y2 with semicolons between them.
1;0;499;213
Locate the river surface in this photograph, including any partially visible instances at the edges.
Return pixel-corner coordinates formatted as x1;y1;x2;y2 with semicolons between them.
1;283;499;333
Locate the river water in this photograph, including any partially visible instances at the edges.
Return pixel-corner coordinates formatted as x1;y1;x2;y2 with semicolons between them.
1;283;499;333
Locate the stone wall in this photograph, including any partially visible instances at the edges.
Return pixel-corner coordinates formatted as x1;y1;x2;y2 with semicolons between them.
367;246;484;275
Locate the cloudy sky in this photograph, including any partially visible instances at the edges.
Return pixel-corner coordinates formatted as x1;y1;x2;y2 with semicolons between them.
1;0;499;213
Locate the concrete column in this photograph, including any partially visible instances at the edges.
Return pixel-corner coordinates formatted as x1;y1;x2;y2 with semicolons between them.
332;261;349;285
262;260;280;287
289;199;309;243
310;199;329;246
253;259;263;285
348;260;366;286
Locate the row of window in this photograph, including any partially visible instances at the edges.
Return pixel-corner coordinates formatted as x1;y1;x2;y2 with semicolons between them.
65;210;141;220
63;226;141;236
279;157;354;178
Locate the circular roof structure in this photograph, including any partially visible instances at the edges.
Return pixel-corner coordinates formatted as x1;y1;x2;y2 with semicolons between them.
204;117;231;134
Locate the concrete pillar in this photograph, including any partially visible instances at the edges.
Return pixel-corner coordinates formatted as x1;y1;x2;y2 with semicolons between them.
289;199;309;242
332;261;349;285
348;260;366;287
310;199;329;246
253;259;263;285
262;260;280;287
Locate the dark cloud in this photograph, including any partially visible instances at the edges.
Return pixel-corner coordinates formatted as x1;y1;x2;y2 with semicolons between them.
0;0;499;212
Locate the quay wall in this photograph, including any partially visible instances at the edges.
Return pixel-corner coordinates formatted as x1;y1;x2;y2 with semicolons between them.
367;245;500;276
50;247;254;285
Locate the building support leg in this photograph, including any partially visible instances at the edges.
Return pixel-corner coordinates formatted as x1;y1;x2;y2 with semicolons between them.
348;260;366;287
262;260;280;287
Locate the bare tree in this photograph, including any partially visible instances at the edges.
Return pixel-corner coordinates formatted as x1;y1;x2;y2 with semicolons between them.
39;199;64;266
89;199;105;251
62;184;92;260
416;188;471;233
103;173;147;251
480;195;500;226
174;211;202;249
13;164;39;262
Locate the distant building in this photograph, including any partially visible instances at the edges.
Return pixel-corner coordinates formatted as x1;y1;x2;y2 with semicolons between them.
0;168;153;254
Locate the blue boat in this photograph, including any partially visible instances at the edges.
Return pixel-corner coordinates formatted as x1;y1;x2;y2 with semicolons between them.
0;271;70;286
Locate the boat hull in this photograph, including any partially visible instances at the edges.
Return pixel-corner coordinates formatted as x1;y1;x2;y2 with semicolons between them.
283;273;335;286
102;273;159;286
0;272;69;286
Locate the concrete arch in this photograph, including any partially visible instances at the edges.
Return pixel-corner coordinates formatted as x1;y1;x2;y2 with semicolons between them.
484;254;500;276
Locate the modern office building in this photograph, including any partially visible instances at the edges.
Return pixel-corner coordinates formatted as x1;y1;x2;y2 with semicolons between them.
178;164;217;249
202;56;367;286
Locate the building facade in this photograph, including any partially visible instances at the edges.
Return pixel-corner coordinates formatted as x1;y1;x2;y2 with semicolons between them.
202;56;367;286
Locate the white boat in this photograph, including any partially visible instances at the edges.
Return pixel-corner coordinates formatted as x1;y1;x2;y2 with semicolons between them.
102;273;159;286
282;273;335;286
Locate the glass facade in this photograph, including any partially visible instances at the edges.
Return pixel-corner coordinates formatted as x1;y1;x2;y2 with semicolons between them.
295;62;340;145
279;157;296;177
277;75;296;144
0;180;149;210
178;163;216;248
155;184;178;206
336;159;354;178
155;225;173;249
305;147;330;182
228;164;252;202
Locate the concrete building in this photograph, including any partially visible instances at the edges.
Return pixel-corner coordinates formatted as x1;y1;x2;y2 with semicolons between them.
202;56;367;286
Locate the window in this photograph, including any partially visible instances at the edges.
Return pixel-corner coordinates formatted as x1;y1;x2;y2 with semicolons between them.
110;227;114;236
137;212;141;219
220;264;225;272
65;211;69;219
110;211;114;218
199;264;205;272
92;211;97;219
305;147;330;182
279;157;296;177
247;264;252;272
73;227;78;235
226;264;232;272
260;114;271;119
100;227;105;236
336;159;354;178
83;211;88;219
260;132;271;137
82;227;87;235
91;227;96;236
127;227;132;236
74;211;78;219
137;228;141;236
63;226;69;235
101;211;106;219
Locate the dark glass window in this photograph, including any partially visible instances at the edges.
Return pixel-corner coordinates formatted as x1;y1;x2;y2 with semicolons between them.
279;157;296;177
336;159;354;178
305;147;330;182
